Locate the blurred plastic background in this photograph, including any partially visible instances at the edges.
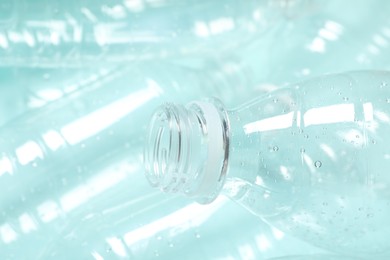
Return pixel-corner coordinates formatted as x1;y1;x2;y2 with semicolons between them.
0;0;390;259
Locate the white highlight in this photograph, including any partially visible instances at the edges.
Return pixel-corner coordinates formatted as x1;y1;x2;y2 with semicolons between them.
244;112;294;134
15;141;44;166
0;224;17;244
123;197;227;245
37;201;62;223
255;234;272;252
363;102;373;121
106;237;128;257
0;156;13;176
42;130;66;151
19;214;37;234
60;79;162;145
60;168;128;212
304;104;355;127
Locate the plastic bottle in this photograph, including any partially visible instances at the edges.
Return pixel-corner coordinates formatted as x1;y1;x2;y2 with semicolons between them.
0;62;327;259
144;70;390;257
0;146;327;259
0;68;26;126
0;0;307;67
237;0;390;86
0;66;116;127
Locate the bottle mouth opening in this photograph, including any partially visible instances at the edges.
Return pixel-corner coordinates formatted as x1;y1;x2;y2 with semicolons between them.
144;100;229;204
144;103;188;191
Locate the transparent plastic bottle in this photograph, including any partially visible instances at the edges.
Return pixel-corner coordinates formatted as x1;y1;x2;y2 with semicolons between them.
239;0;390;86
145;71;390;257
0;63;326;259
0;66;116;127
0;0;308;67
0;57;263;222
0;146;326;259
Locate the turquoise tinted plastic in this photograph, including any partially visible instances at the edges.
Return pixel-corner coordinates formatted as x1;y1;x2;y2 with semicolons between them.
0;0;299;67
2;0;390;259
146;71;390;257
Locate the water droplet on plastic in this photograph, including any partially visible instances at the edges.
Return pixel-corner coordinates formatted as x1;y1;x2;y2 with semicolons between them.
372;139;377;144
300;148;305;153
314;161;322;168
304;134;309;139
343;97;349;101
273;146;279;152
273;98;278;103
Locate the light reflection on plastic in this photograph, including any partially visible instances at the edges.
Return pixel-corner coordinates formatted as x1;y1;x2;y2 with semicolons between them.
124;0;145;12
271;226;285;240
238;244;256;260
60;166;129;212
302;153;316;173
307;20;343;53
194;18;235;38
36;88;64;101
303;104;355;127
123;196;228;246
19;213;37;234
102;5;127;19
91;251;104;260
0;33;9;48
15;141;44;166
374;110;390;123
37;201;62;223
255;234;272;252
279;165;291;180
94;23;164;46
60;79;163;145
319;143;336;161
0;223;17;244
106;237;128;257
363;102;374;121
244;112;294;134
0;156;13;176
42;130;66;151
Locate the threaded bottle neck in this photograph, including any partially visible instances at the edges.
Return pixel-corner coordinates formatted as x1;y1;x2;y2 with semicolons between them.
144;99;229;204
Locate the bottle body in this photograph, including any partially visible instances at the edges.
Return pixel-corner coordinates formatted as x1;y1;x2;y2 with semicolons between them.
0;0;292;67
240;0;390;87
224;71;390;255
145;71;390;256
0;64;327;259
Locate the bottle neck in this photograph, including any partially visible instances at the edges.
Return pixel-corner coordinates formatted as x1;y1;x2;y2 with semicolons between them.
144;99;229;204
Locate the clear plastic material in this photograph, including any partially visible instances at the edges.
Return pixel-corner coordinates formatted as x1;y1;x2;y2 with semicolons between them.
0;66;117;127
145;71;390;257
238;0;390;86
0;0;308;67
0;63;328;259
